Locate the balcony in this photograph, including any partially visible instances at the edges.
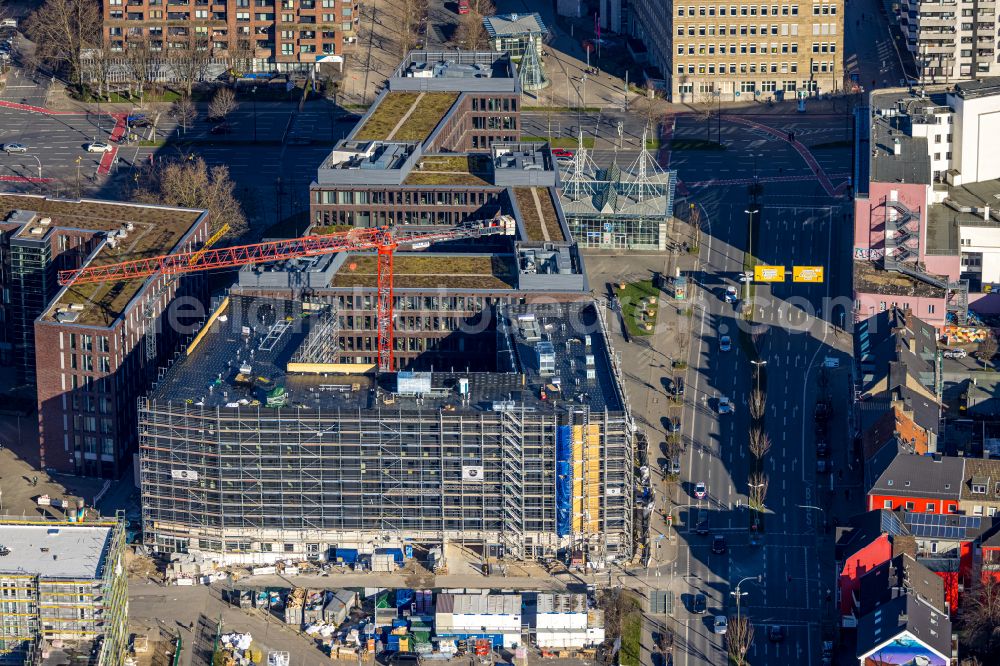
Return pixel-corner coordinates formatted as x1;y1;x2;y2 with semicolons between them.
167;12;189;19
127;12;144;19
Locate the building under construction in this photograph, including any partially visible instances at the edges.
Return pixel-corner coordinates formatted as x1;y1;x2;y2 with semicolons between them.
0;518;128;666
139;295;634;566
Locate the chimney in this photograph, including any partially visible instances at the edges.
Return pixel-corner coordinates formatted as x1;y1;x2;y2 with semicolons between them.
894;138;902;156
908;336;916;353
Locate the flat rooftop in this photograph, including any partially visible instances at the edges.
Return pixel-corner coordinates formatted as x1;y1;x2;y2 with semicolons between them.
149;296;625;414
514;188;566;242
869;112;931;185
394;51;516;81
328;252;517;289
353;92;459;143
483;12;549;37
0;523;112;579
0;195;205;328
403;154;494;186
952;77;1000;100
853;260;947;298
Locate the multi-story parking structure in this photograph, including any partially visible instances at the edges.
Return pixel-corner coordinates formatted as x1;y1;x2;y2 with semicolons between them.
0;196;211;478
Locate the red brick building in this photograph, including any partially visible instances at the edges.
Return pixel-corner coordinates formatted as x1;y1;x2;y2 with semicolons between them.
100;0;357;73
0;196;211;478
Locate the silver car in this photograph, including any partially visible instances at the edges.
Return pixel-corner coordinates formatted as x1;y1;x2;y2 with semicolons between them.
2;143;26;153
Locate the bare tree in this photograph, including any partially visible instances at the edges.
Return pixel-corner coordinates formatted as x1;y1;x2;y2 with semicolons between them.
122;35;156;104
748;472;769;511
749;428;772;460
749;389;766;421
208;87;238;121
978;334;998;369
169;37;213;97
130;157;247;238
962;575;1000;656
83;40;118;100
170;94;197;133
227;39;254;77
455;0;494;50
24;0;101;86
726;616;754;666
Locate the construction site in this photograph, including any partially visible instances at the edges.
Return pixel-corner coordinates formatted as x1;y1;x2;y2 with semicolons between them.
137;293;634;568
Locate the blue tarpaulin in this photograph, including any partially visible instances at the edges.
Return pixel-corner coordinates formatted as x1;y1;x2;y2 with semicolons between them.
377;547;404;563
334;548;359;564
396;589;414;609
556;425;572;537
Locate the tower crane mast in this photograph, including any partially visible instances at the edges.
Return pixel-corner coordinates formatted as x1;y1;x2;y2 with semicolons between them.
58;217;515;371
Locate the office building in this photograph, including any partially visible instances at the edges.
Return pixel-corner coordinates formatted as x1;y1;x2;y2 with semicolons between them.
0;519;128;666
100;0;358;74
0;195;211;477
629;0;844;101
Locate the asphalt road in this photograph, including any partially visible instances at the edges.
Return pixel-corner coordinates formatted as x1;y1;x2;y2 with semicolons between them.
654;107;855;665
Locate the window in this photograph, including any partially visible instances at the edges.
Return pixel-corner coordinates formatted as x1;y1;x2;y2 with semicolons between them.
883;500;893;509
281;42;292;54
905;501;915;511
791;4;798;13
948;504;957;513
974;505;984;515
926;502;936;512
928;304;936;314
989;507;998;517
678;6;685;14
973;483;988;493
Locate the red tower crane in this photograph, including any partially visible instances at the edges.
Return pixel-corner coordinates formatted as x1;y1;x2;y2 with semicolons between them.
57;218;515;372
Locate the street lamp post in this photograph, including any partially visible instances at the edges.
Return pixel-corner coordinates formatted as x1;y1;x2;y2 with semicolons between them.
29;155;41;180
744;207;759;299
252;86;258;143
730;574;762;624
750;359;767;393
747;481;765;511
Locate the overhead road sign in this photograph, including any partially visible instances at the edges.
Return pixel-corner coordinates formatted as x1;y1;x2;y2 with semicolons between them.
753;265;786;282
792;266;824;283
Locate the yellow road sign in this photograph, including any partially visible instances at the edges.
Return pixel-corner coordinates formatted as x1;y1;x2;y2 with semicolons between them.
753;265;786;282
793;266;824;283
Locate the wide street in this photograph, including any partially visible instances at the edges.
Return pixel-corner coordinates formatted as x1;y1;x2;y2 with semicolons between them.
641;107;856;665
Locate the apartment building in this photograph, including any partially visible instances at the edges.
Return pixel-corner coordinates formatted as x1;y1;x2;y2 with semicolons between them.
100;0;358;72
630;0;843;101
896;0;1000;84
0;519;128;666
0;195;211;478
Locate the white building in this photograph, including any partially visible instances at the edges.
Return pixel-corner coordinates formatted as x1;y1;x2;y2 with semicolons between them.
896;0;1000;84
532;593;606;649
434;593;523;649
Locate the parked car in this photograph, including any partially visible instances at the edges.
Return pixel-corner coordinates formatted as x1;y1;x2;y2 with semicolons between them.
670;456;681;475
667;417;681;433
2;143;26;153
712;534;727;554
692;593;707;614
714;616;728;635
85;142;113;153
943;348;968;359
768;625;786;642
552;148;575;163
694;482;707;499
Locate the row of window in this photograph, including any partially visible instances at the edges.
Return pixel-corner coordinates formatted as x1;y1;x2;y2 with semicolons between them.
316;189;500;206
679;80;819;93
678;62;803;74
109;0;352;6
677;4;805;16
677;24;802;36
677;42;801;55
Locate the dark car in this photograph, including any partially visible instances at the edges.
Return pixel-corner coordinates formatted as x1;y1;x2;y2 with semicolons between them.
210;123;232;135
768;625;785;642
712;534;727;554
695;509;710;535
666;417;681;433
692;593;707;614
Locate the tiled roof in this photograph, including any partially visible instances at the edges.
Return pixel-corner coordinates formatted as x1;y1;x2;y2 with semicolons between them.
867;452;964;500
960;458;1000;502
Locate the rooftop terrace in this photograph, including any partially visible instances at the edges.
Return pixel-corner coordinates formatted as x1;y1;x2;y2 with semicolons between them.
514;187;565;242
149;296;624;414
353;92;459;143
0;523;112;579
403;154;493;186
853;260;947;298
0;195;205;327
328;252;517;289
